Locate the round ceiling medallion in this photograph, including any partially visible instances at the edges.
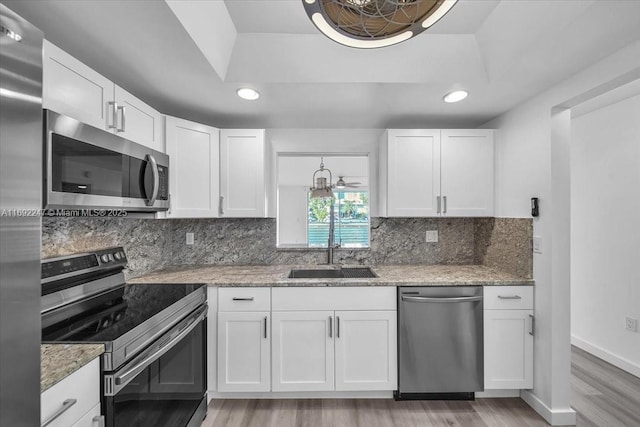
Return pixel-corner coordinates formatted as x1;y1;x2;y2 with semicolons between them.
303;0;458;48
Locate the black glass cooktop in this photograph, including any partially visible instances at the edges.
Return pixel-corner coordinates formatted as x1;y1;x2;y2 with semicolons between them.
42;283;204;343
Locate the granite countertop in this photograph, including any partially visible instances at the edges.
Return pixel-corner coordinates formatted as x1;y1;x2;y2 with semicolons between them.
41;344;105;392
128;264;534;287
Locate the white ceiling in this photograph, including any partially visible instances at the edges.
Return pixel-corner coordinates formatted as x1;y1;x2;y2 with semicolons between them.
6;0;640;129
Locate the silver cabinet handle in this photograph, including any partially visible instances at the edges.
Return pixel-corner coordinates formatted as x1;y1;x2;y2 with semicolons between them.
264;316;268;339
107;101;117;129
443;196;447;213
336;316;340;338
328;316;332;338
437;196;441;214
93;415;105;427
498;295;522;300
401;295;483;303
232;297;254;301
529;314;535;336
116;105;126;132
219;196;224;215
42;399;77;427
145;154;160;206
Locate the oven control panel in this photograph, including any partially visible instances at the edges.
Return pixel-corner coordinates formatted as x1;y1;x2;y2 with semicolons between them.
42;247;127;280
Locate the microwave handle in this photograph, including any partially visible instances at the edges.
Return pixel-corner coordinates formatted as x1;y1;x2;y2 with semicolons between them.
145;154;160;206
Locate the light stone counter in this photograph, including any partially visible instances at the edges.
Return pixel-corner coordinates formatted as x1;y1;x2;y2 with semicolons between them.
128;264;534;287
41;344;104;392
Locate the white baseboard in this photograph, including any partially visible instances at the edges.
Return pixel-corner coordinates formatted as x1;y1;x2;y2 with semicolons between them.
209;390;393;399
571;335;640;378
476;389;520;398
521;390;576;426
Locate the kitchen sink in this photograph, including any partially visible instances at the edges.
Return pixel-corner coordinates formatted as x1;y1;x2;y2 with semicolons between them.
288;267;377;279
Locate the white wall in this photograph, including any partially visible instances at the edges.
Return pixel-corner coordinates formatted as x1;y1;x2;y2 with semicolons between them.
570;92;640;377
483;41;640;425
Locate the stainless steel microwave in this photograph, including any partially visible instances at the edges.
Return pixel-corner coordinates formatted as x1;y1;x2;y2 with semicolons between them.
44;110;169;212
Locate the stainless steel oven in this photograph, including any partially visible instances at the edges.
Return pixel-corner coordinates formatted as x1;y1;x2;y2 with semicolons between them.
44;110;169;212
41;248;207;427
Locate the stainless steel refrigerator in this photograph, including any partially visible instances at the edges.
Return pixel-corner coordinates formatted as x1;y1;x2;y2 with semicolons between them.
0;4;43;426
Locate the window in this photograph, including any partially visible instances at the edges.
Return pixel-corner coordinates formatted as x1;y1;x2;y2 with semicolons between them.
308;190;369;248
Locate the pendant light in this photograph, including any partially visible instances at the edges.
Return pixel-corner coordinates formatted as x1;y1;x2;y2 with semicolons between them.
310;157;335;199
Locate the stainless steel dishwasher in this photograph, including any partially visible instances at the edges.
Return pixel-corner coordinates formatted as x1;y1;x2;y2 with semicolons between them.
396;286;483;400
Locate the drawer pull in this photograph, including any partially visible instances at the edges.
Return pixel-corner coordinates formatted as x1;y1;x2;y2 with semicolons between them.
328;316;332;338
497;295;522;300
232;297;254;301
42;399;77;427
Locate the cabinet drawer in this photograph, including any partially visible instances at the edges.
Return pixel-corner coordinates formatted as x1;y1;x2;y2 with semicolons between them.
484;286;533;310
272;287;396;311
218;287;270;311
41;358;100;427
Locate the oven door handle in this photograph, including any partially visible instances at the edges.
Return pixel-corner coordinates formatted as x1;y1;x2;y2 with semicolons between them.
113;305;206;388
145;154;160;207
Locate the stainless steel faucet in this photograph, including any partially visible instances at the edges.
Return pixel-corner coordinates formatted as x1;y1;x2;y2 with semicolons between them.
327;199;340;264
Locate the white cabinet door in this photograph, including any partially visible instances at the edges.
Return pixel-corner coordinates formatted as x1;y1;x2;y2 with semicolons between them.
114;85;164;151
70;404;102;427
217;311;270;392
219;129;266;217
43;40;115;132
484;309;534;389
386;129;441;217
441;130;494;217
165;116;220;218
207;287;218;394
271;311;335;392
41;358;101;427
335;311;397;391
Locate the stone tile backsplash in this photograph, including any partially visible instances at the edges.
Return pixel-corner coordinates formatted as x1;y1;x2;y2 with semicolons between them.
42;217;532;278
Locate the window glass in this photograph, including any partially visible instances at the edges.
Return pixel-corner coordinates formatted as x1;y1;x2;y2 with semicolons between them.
308;191;369;248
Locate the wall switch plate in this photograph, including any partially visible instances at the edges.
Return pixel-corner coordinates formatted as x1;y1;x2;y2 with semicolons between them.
625;317;638;332
186;232;194;245
533;236;542;254
425;230;438;243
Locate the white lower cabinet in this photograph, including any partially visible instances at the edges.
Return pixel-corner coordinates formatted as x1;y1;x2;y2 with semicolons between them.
335;310;397;391
483;286;534;389
71;403;102;427
271;311;334;391
217;311;270;392
41;358;102;427
271;287;397;393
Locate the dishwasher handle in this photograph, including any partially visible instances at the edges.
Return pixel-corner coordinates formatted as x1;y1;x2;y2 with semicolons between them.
401;295;483;303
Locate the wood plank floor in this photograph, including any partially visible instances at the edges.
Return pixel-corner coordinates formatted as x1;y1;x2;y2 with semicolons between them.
202;346;640;427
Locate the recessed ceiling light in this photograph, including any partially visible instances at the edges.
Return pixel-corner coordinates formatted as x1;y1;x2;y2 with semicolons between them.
237;88;260;101
443;90;468;103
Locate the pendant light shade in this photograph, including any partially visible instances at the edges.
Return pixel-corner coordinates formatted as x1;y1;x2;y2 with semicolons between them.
303;0;458;49
310;158;335;199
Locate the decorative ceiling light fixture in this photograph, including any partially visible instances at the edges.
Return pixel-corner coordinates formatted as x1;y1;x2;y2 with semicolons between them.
310;157;335;199
302;0;458;49
443;89;468;103
236;87;260;100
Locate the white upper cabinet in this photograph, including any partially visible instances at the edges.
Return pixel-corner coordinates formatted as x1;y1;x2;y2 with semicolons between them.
383;129;441;217
43;40;163;151
440;130;494;217
165;116;219;218
219;129;266;217
379;129;494;217
114;85;164;152
43;40;113;132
